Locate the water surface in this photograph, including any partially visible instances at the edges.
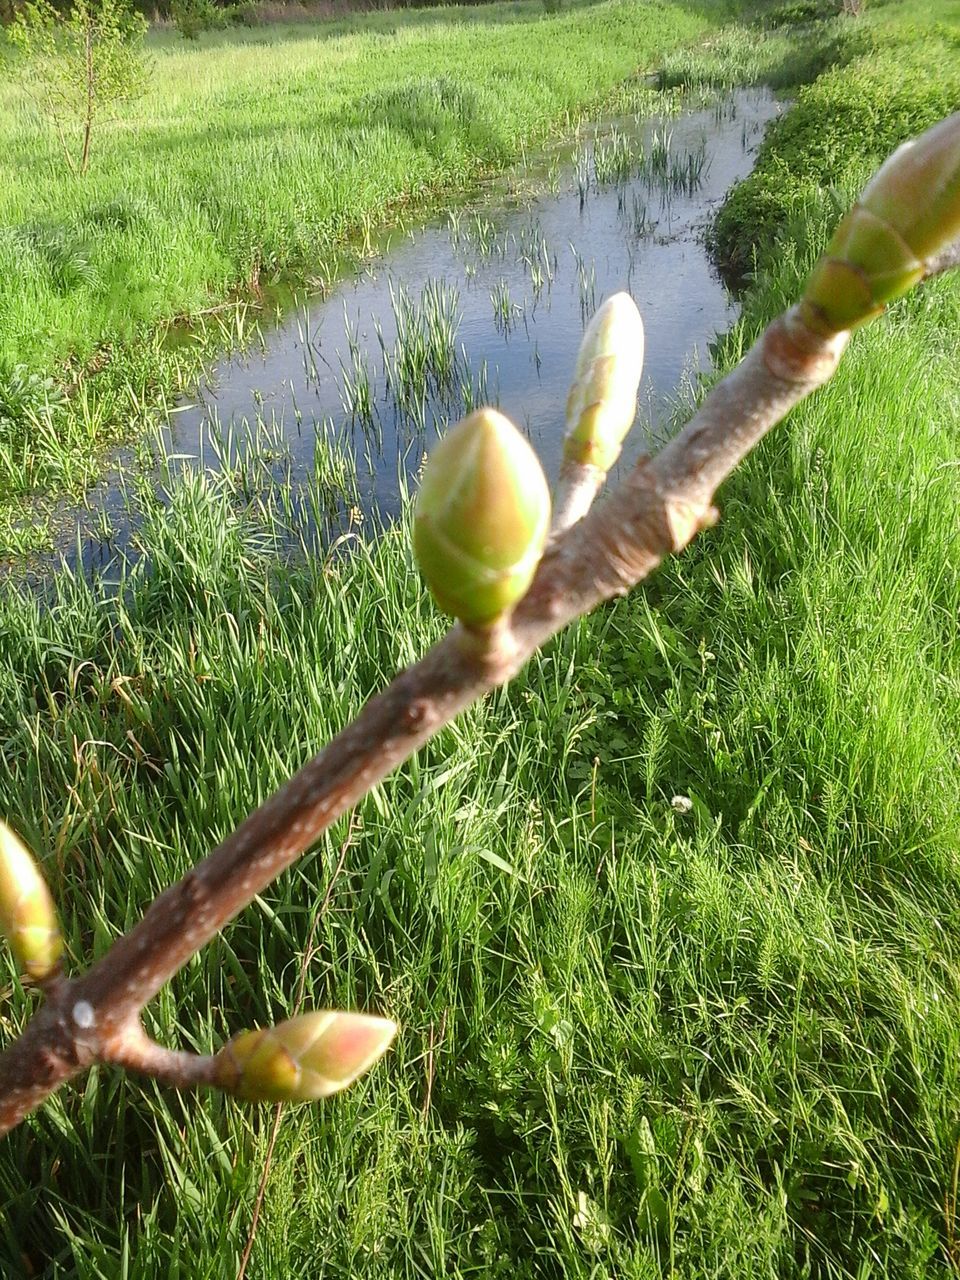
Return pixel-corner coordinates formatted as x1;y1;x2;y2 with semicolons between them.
51;87;781;576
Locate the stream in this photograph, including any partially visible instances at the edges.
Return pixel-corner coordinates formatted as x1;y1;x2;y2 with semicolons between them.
41;86;780;578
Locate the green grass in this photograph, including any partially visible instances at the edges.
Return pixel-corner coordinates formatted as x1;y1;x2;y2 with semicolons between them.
4;0;960;1275
706;0;960;279
0;0;724;540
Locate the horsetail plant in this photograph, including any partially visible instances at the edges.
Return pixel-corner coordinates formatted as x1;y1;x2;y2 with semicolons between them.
0;112;959;1136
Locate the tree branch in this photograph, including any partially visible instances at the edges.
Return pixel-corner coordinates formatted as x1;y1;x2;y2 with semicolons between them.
925;238;960;280
0;305;849;1134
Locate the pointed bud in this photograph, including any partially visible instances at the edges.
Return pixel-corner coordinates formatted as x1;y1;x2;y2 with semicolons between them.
215;1011;397;1102
0;821;63;981
414;408;551;628
859;112;960;262
564;293;644;471
802;112;960;332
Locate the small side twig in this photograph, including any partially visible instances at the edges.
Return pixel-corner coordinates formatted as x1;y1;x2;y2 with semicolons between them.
102;1022;220;1090
551;460;608;537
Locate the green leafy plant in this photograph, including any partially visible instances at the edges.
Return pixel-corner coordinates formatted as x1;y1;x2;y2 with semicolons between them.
170;0;234;41
711;45;960;280
0;364;65;435
0;363;66;498
8;0;147;175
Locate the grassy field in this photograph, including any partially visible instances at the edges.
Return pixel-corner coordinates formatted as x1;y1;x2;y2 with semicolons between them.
0;0;725;551
3;0;960;1276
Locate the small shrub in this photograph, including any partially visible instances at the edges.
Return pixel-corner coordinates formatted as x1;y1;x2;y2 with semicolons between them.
232;1;264;25
170;0;233;39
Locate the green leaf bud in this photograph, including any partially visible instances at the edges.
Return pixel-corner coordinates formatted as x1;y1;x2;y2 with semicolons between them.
414;408;551;629
216;1010;397;1102
564;292;644;471
858;111;960;262
802;112;960;332
0;821;63;982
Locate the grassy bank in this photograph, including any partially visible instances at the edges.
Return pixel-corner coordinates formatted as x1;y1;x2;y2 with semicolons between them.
0;0;727;552
3;0;960;1276
709;2;960;280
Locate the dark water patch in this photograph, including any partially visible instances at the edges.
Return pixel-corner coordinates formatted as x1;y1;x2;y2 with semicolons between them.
15;87;780;585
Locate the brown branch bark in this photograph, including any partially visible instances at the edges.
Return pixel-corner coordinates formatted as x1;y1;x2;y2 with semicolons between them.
103;1023;220;1090
926;241;960;280
0;304;850;1135
551;459;607;536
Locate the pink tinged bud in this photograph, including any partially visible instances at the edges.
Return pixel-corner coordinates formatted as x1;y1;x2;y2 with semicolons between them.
216;1011;397;1103
801;208;923;333
858;111;960;261
0;821;63;982
414;408;551;628
564;292;644;471
802;112;960;333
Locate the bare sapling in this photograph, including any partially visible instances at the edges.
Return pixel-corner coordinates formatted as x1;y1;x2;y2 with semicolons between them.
1;110;959;1137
